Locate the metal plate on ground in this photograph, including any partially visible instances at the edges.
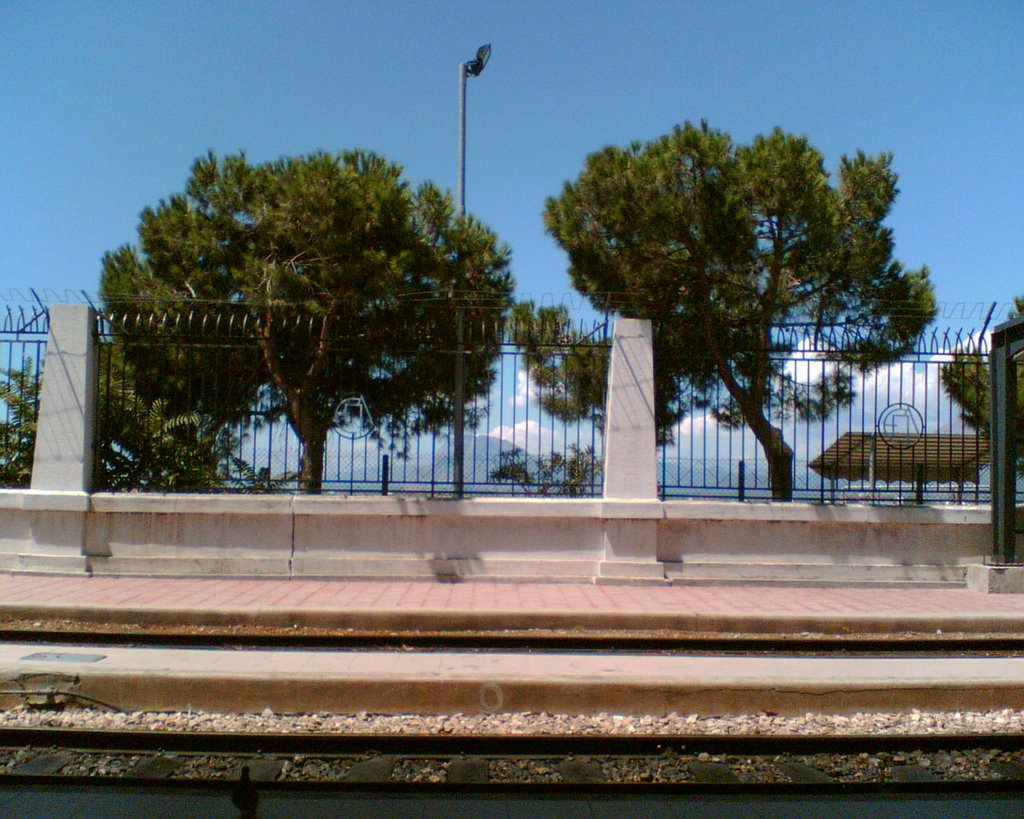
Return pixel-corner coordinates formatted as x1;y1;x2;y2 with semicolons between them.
20;652;106;663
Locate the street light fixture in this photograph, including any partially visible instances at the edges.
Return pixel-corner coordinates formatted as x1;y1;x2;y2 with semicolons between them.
457;43;490;214
465;43;491;78
454;43;490;497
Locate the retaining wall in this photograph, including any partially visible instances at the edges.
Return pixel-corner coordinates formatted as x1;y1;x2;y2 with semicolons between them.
0;489;991;585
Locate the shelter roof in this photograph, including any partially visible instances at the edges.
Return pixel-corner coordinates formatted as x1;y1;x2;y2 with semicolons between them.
809;432;989;484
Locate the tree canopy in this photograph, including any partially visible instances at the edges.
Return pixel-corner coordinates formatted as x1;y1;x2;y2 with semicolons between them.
545;122;936;499
942;298;1022;455
101;150;513;493
507;301;608;428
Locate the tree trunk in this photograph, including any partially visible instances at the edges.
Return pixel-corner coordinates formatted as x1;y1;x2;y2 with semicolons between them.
298;429;325;494
765;438;794;501
747;414;794;502
293;398;327;495
701;310;794;501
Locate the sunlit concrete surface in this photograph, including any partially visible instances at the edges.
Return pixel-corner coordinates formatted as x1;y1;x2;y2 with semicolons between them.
0;489;994;585
2;642;1024;716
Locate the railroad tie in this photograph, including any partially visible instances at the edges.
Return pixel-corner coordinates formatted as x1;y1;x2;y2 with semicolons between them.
687;762;739;784
129;756;182;779
10;751;76;776
447;756;490;784
891;764;941;783
558;757;605;784
990;760;1024;781
345;756;395;783
779;762;834;784
242;758;284;782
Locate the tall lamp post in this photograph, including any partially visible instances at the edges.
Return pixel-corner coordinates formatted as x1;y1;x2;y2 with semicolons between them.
457;44;490;216
453;43;490;497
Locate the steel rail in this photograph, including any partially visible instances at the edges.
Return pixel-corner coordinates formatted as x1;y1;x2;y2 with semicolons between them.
2;629;1023;655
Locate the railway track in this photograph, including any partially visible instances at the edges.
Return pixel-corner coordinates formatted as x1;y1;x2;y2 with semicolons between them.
1;727;1023;792
2;629;1022;807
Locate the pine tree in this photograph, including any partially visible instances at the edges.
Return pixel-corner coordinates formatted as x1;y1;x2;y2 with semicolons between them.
101;151;513;493
546;122;936;499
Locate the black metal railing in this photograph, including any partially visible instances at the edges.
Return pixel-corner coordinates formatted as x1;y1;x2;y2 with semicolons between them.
2;300;994;505
0;306;49;488
94;308;609;496
658;326;991;504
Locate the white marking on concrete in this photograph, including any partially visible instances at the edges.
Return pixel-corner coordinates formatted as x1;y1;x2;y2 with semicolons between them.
2;644;1024;686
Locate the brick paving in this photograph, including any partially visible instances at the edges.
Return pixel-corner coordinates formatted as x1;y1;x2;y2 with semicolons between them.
0;573;1023;633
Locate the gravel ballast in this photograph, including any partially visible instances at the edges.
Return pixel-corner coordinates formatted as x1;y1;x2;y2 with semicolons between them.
2;707;1022;785
1;704;1022;736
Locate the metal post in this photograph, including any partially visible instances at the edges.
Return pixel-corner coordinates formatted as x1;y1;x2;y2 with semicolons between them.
457;62;467;219
737;459;746;501
381;454;390;496
453;45;489;499
453;306;465;497
991;320;1020;563
453;60;468;498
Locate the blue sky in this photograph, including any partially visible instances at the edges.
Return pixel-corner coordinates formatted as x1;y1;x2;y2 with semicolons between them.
2;1;1021;327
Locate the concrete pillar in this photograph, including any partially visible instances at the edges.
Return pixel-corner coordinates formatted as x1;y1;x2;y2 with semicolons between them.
30;305;98;493
602;318;657;500
599;318;662;583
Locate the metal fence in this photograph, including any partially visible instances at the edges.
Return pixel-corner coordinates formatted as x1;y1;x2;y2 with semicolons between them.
95;309;608;496
658;326;991;504
3;303;994;504
0;306;49;488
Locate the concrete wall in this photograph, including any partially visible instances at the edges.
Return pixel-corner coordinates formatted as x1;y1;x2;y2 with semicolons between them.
0;490;91;573
657;501;990;584
0;489;992;584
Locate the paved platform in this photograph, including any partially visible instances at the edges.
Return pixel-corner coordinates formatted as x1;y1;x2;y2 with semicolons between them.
0;574;1023;635
2;574;1023;717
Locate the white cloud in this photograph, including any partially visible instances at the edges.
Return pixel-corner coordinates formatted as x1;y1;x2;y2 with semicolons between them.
782;336;839;385
511;367;542;409
487;419;564;450
673;411;717;439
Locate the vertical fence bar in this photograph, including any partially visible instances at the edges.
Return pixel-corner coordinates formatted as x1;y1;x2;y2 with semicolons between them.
990;319;1021;563
453;306;465;498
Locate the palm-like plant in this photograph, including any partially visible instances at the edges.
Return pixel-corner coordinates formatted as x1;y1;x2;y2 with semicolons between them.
0;360;40;487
